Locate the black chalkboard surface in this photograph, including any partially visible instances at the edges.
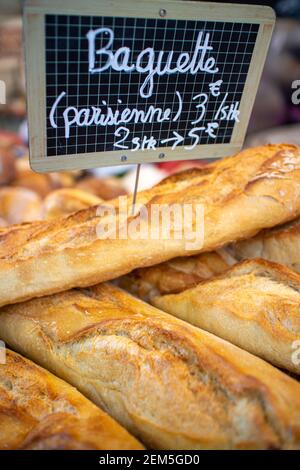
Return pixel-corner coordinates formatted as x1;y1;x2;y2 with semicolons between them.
46;15;258;156
24;0;275;172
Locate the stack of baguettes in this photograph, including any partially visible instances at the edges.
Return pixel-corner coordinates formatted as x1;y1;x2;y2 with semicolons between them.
1;144;300;449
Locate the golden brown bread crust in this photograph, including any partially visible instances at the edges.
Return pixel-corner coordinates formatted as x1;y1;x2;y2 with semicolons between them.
0;283;300;449
116;249;236;301
118;216;300;301
0;146;16;186
152;258;300;374
76;176;127;200
0;187;43;224
12;170;56;198
0;349;144;450
43;188;103;220
231;217;300;272
12;161;77;198
0;144;300;307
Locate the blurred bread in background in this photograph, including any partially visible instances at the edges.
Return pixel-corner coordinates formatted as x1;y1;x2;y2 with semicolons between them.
43;188;103;220
0;186;42;224
0;144;16;185
12;170;57;198
76;176;127;199
0;146;128;223
13;158;78;197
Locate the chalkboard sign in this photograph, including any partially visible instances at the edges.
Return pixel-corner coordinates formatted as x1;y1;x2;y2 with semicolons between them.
24;0;275;172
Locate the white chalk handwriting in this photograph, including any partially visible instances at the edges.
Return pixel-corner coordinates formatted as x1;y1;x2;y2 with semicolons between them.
50;91;182;139
86;28;219;98
48;28;242;151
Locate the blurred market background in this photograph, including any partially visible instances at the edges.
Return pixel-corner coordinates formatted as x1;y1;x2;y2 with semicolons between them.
0;0;299;225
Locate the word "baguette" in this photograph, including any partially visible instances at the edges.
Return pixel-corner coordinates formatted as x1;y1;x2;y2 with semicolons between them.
87;28;219;98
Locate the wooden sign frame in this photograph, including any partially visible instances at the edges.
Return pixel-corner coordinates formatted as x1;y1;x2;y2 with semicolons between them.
24;0;275;172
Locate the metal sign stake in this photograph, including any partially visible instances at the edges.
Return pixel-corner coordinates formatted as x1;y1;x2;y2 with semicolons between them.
131;163;141;216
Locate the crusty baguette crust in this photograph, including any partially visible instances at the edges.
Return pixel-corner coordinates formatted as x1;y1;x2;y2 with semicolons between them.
76;176;127;200
0;284;300;449
231;217;300;272
116;249;236;301
43;188;103;220
118;216;300;301
152;258;300;374
1;144;300;306
0;349;143;450
0;187;43;224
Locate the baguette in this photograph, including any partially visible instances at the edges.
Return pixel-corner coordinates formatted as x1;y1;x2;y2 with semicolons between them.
76;176;127;200
0;283;300;449
0;348;143;450
231;217;300;272
152;259;300;374
12;170;55;198
43;188;103;220
0;187;43;224
13;164;76;198
0;144;300;306
117;217;300;301
116;249;236;301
